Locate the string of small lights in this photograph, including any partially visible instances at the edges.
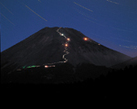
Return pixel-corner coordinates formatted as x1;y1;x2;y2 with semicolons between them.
16;27;100;71
17;27;70;71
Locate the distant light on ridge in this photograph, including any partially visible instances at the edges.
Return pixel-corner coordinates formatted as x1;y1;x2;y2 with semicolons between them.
83;37;88;41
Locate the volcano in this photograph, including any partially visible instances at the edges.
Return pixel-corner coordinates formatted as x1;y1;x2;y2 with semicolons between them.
1;27;131;83
1;27;136;102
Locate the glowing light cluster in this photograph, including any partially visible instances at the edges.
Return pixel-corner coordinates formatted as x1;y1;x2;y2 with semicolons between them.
18;27;71;71
44;65;55;68
67;38;70;41
83;37;88;41
65;43;68;47
45;65;48;68
17;27;103;71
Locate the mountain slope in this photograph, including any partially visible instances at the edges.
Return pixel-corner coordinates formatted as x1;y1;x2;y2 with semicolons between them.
112;56;137;69
1;27;131;73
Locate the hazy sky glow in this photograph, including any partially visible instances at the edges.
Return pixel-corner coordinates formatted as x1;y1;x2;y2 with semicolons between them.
1;0;137;57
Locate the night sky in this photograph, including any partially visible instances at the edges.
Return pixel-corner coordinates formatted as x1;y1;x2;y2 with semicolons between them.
1;0;137;57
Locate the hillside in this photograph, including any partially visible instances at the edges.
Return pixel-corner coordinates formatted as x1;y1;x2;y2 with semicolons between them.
1;27;131;74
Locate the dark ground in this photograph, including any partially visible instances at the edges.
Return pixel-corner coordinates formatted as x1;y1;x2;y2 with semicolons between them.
1;64;136;102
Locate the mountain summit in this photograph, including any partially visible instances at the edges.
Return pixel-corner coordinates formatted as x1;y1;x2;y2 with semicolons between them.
1;27;130;73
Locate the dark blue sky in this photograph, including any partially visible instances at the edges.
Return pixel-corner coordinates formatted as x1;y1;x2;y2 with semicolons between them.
1;0;137;57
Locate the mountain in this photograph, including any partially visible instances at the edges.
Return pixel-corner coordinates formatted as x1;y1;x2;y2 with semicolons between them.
1;27;136;101
1;27;131;74
112;56;137;69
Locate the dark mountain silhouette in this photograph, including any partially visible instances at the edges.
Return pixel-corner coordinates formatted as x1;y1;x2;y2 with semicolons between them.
1;27;135;101
1;64;136;101
1;27;132;84
1;27;130;71
112;56;137;69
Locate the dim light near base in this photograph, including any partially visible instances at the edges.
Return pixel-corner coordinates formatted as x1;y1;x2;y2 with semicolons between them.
44;65;55;68
45;65;49;68
17;69;22;71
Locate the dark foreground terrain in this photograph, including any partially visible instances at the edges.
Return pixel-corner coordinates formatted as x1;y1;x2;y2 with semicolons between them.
1;64;136;101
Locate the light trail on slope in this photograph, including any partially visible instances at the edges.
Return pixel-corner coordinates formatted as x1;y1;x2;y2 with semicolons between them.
16;27;70;71
43;27;70;65
49;27;70;64
16;27;101;72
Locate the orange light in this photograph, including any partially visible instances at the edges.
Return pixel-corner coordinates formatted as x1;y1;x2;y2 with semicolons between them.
67;38;70;41
65;43;68;47
45;65;48;68
83;37;88;41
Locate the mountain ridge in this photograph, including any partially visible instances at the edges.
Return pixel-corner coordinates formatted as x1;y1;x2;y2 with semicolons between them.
111;56;137;69
1;27;131;73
